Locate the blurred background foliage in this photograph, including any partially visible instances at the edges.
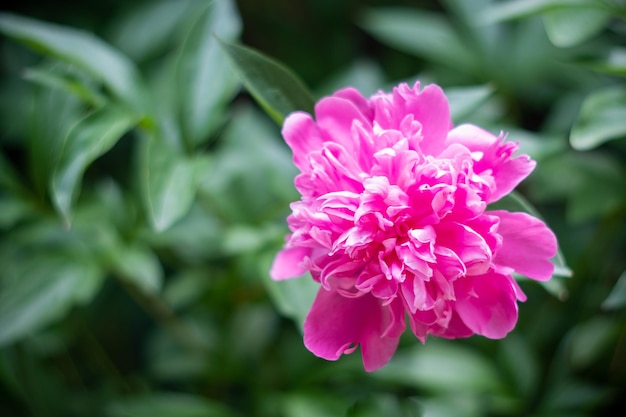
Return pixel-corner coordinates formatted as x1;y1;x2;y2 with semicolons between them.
0;0;625;416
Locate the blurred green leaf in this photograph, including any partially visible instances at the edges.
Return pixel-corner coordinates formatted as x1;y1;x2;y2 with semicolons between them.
50;104;139;225
23;66;106;107
0;196;36;229
543;6;610;47
108;0;196;62
178;0;242;145
140;131;198;232
0;13;148;111
358;8;477;72
198;105;297;223
498;334;540;399
0;255;104;347
107;393;237;417
446;84;494;122
566;317;618;370
281;391;347;417
480;0;607;24
570;87;626;150
347;395;421;417
588;47;626;77
28;82;83;196
528;151;625;222
217;39;315;125
374;340;503;394
602;269;626;311
110;244;163;295
316;59;387;97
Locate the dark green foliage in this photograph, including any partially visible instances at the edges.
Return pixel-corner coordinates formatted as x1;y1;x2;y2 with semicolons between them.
0;0;625;416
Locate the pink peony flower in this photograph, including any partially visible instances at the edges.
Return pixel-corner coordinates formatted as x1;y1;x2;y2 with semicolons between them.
270;82;558;372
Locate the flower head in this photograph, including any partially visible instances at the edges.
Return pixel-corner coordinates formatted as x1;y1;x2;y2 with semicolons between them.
271;82;557;371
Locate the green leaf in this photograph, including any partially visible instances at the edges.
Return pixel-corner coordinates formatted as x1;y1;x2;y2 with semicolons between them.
570;87;626;150
347;395;421;417
0;255;104;347
107;393;237;417
543;7;610;47
108;0;196;62
140;130;198;232
446;84;494;123
602;270;626;311
588;47;626;77
0;13;147;111
178;0;242;145
28;81;83;196
110;244;163;295
566;317;618;369
358;8;477;72
198;105;297;224
529;151;625;222
23;66;106;107
480;0;607;25
217;38;315;125
50;104;139;225
374;340;503;394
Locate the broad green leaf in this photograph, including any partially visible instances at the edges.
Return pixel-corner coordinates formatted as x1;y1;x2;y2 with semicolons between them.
570;87;626;150
0;13;147;111
198;105;297;224
23;66;106;107
527;151;625;222
28;82;83;196
374;340;503;394
217;39;315;125
446;84;494;122
498;335;540;398
602;270;626;311
0;255;104;347
566;317;618;369
0;196;36;229
358;8;478;73
110;244;163;295
107;393;237;417
588;47;626;77
543;7;610;47
108;0;196;62
480;0;607;24
140;130;198;232
178;0;242;145
50;104;139;225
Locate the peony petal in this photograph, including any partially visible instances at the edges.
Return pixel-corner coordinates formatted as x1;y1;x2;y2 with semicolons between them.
376;83;451;156
445;124;497;151
303;289;401;371
445;124;536;203
455;272;519;339
400;83;452;156
332;87;373;120
491;210;557;281
270;246;310;280
282;112;325;171
315;96;372;154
